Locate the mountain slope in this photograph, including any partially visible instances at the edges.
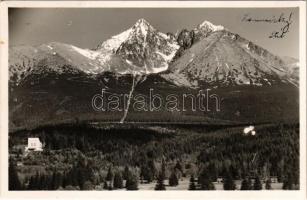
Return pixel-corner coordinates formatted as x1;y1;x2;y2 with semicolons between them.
9;42;106;84
165;30;291;87
282;56;299;85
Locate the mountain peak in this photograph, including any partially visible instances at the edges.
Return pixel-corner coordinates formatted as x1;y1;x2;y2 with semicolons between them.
95;19;157;53
132;18;155;35
197;20;224;32
135;18;150;26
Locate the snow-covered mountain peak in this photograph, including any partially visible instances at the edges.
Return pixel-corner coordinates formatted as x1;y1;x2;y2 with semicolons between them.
132;19;154;36
134;18;152;28
96;19;157;53
112;19;179;74
129;18;159;39
197;20;224;32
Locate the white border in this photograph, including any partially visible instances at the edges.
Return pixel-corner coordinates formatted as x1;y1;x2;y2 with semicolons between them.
0;1;306;200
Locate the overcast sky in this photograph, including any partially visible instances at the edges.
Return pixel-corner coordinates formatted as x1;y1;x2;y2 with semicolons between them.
9;8;299;58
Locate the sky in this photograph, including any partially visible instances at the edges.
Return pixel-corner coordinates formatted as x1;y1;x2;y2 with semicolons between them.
9;8;299;58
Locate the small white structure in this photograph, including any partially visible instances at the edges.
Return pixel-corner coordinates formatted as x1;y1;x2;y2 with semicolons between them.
25;138;43;152
243;125;256;136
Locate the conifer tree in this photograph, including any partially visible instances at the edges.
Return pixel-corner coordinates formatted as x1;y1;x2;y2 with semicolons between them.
240;177;252;190
126;173;138;190
27;176;35;190
155;172;166;190
174;161;183;173
198;169;215;190
83;181;94;190
106;166;114;182
51;171;62;190
282;173;294;190
103;181;108;190
161;160;166;180
9;162;22;190
265;179;272;190
223;173;236;190
113;172;123;189
123;166;130;180
253;176;262;190
140;165;154;183
168;171;179;186
188;175;196;190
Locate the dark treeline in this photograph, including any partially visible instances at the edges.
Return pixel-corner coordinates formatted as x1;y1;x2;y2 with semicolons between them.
9;123;299;190
10;158;138;190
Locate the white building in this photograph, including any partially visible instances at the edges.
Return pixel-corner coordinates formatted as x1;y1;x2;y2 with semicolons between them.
243;125;256;136
25;138;43;152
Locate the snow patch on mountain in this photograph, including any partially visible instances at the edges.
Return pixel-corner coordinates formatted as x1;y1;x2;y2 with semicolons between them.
156;50;177;63
70;45;98;60
198;20;224;32
158;32;169;40
97;29;133;52
47;45;53;50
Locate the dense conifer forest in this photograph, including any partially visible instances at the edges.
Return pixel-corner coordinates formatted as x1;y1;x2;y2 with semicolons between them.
9;123;299;190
